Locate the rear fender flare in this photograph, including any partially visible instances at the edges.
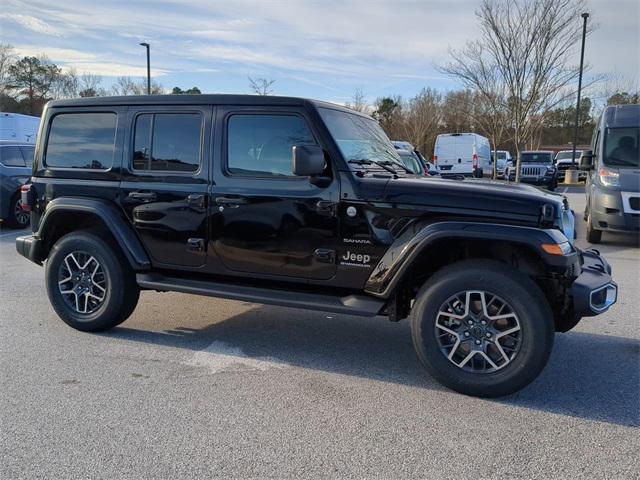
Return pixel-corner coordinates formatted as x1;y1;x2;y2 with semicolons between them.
364;221;572;298
35;197;150;270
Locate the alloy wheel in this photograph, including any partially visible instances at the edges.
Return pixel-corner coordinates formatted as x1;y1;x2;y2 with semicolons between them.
58;251;108;314
13;198;29;227
435;290;522;373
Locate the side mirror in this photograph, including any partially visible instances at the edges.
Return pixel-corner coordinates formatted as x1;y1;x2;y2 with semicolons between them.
292;145;325;177
579;150;594;171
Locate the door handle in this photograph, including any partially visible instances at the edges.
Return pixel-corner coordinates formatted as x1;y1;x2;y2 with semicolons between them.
187;194;205;208
128;191;157;201
215;196;248;207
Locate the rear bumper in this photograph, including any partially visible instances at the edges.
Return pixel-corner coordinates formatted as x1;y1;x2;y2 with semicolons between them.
571;249;617;317
16;234;43;265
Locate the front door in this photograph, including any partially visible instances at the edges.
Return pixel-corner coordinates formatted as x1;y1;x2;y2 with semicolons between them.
210;108;339;280
120;106;212;268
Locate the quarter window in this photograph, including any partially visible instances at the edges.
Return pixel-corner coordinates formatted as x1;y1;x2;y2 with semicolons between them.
227;114;315;176
133;113;202;172
45;113;116;169
0;146;26;167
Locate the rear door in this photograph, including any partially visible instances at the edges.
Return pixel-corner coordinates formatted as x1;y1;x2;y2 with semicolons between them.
120;105;213;268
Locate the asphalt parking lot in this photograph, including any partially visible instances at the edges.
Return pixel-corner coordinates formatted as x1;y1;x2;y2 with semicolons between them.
1;187;638;479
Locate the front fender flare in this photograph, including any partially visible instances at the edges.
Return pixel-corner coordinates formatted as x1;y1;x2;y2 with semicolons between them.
364;221;574;298
35;197;150;270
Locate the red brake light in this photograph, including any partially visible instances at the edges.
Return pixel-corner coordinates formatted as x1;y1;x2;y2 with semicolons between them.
432;155;438;166
472;153;478;168
20;184;32;212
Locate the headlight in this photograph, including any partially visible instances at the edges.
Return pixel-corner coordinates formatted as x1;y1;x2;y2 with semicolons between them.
598;166;619;187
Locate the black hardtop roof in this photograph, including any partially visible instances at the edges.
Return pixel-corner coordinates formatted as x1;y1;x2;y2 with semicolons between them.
604;104;640;128
47;94;371;117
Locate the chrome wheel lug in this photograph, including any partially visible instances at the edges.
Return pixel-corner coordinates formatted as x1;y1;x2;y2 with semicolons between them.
464;331;470;337
467;320;473;325
485;332;491;338
481;320;487;326
475;340;481;345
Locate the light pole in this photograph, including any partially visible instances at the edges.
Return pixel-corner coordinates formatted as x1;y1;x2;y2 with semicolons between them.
568;12;589;182
139;42;151;95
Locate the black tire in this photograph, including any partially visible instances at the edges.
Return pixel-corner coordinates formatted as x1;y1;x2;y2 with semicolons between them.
45;231;140;332
586;211;602;244
6;192;30;229
410;259;554;397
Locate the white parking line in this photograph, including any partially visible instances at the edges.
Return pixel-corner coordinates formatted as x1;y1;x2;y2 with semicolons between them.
185;340;288;374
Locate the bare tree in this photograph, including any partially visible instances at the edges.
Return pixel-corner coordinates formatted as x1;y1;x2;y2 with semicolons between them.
346;88;369;113
401;88;442;155
51;67;79;99
79;72;104;97
0;43;16;98
248;77;275;96
111;76;163;95
441;0;592;181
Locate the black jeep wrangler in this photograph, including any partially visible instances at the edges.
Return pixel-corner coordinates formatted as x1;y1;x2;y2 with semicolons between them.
16;95;617;397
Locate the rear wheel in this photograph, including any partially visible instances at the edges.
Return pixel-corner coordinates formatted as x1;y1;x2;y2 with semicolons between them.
6;192;30;228
586;211;602;244
410;260;554;397
45;231;140;332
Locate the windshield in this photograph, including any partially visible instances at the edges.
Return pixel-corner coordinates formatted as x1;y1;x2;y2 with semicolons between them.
318;107;404;170
556;151;581;161
521;152;553;163
603;127;640;167
497;152;507;160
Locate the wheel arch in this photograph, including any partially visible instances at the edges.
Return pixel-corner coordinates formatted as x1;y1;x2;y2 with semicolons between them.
33;197;150;270
365;221;573;299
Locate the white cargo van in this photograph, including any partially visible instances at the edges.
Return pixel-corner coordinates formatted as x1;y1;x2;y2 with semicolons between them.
433;133;491;176
0;113;40;144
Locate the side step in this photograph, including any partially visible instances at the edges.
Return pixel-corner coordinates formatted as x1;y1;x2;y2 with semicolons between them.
136;273;384;317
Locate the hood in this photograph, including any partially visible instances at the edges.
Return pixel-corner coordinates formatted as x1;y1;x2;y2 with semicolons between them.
378;176;564;219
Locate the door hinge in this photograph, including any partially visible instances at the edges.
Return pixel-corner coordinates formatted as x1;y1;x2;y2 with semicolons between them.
187;238;205;252
314;248;335;264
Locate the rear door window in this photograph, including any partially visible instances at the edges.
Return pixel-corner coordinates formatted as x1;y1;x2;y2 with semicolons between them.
0;146;26;167
133;113;202;172
19;146;35;167
45;112;117;169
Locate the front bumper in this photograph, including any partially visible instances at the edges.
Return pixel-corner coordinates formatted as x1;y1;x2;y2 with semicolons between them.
571;249;617;317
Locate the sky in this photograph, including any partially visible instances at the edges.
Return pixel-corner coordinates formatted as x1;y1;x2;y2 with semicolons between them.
1;0;638;104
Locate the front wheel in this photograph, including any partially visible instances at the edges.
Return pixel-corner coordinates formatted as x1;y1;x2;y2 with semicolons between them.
410;260;554;397
45;231;140;332
586;211;602;244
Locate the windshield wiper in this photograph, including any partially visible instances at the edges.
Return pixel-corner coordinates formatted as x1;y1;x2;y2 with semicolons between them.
379;159;413;174
348;158;398;175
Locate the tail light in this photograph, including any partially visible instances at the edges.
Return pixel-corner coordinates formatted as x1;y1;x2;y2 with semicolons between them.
432;155;438;166
20;184;33;212
472;154;478;168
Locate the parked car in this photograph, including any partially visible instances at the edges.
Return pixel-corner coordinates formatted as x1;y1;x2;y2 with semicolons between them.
491;150;513;179
0;112;39;143
581;104;640;243
433;133;491;177
507;151;558;191
555;150;586;181
17;94;617;398
0;141;35;228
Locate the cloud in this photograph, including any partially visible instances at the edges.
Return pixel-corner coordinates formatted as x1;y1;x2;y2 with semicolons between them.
0;13;65;37
13;45;169;77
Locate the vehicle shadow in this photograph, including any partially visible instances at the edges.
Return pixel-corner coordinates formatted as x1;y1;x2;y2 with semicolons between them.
107;304;639;428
